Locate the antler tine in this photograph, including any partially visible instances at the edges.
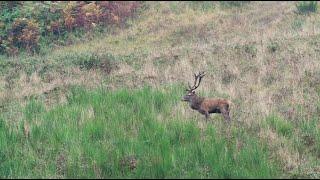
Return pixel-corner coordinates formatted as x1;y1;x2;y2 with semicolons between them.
193;71;206;89
187;71;206;91
192;73;198;88
199;71;205;77
197;71;205;78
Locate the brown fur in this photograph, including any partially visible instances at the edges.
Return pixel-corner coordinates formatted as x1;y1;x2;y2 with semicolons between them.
182;92;231;122
182;71;231;122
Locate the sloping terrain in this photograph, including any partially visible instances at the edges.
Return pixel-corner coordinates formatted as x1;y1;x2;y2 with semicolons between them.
0;2;320;178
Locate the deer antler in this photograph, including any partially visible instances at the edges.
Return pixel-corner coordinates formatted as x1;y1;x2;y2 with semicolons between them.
187;71;205;91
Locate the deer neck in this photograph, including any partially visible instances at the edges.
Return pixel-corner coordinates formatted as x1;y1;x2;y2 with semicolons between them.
189;95;204;110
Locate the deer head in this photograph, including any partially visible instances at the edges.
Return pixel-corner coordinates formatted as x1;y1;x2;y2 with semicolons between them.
182;71;205;101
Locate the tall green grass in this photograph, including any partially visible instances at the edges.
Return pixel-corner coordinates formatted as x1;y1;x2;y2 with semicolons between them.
298;117;320;157
0;85;279;178
266;114;294;138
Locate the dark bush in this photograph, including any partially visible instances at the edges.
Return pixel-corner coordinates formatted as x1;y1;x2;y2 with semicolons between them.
220;1;250;8
296;1;317;15
8;18;40;54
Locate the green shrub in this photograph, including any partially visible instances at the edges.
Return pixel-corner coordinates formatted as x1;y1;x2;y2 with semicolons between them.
220;1;250;8
244;43;257;57
267;42;280;53
296;1;318;15
187;1;215;12
69;52;113;73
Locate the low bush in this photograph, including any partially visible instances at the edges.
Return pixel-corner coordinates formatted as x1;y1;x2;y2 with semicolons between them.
296;1;318;15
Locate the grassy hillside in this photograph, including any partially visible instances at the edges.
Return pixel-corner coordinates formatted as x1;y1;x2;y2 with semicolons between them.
1;1;320;178
0;86;279;178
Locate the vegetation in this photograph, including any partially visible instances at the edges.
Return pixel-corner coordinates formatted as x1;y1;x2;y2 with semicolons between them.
0;1;320;178
220;1;250;8
0;1;142;55
295;1;318;15
0;86;279;178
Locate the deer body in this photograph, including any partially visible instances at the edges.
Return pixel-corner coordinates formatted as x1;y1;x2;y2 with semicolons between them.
182;72;231;122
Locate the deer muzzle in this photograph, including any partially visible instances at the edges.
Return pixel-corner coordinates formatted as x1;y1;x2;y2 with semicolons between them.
181;95;189;101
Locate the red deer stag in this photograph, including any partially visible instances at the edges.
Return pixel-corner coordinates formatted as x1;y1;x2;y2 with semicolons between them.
182;71;231;123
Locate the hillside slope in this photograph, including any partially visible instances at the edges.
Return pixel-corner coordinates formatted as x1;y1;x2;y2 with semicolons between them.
0;1;320;178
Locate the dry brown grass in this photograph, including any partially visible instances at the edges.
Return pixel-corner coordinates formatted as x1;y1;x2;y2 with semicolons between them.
4;2;319;116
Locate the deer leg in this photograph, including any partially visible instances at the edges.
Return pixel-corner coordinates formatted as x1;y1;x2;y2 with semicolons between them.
205;111;209;121
226;105;232;122
221;108;231;123
198;109;209;121
226;110;231;122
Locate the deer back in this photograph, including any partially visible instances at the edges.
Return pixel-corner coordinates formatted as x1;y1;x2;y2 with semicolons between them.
200;98;230;112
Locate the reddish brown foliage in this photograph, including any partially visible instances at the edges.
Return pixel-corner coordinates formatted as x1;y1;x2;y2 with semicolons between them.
0;1;142;55
62;1;142;31
7;18;40;55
